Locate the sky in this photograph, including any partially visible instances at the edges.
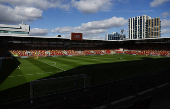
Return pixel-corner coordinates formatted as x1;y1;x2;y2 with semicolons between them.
0;0;170;39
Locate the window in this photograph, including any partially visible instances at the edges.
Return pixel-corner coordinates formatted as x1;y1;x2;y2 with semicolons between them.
157;18;158;25
0;27;20;29
155;18;156;26
0;30;28;34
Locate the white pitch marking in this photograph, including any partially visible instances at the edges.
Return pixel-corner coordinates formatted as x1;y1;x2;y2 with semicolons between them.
117;60;125;61
46;72;54;73
26;74;33;75
37;60;65;71
17;75;23;76
36;73;44;74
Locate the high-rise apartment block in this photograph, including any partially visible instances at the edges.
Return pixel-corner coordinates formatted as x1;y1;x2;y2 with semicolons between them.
129;15;161;39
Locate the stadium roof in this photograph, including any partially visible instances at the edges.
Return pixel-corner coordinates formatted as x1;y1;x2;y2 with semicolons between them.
0;35;170;43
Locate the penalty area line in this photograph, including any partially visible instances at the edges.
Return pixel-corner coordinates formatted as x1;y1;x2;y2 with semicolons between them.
8;72;54;77
37;59;65;71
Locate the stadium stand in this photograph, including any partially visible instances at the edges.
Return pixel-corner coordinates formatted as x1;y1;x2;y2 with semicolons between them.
0;37;170;58
0;36;170;109
5;43;170;57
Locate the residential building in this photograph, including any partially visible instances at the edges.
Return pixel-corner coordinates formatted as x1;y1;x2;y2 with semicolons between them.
105;32;126;40
146;17;161;38
129;15;161;39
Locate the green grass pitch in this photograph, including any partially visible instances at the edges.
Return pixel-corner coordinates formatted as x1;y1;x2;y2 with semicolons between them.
0;54;170;101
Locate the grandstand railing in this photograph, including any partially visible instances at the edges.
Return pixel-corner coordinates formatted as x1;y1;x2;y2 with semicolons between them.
0;68;170;109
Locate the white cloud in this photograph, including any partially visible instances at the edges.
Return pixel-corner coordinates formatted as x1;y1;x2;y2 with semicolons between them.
79;17;128;29
0;0;70;24
150;0;170;7
62;34;71;38
0;4;43;24
55;27;73;34
71;0;112;14
29;28;48;36
51;29;55;33
53;27;107;37
161;12;170;18
0;0;70;10
125;10;154;12
161;19;170;28
162;29;170;35
74;29;107;37
52;16;127;38
90;36;105;40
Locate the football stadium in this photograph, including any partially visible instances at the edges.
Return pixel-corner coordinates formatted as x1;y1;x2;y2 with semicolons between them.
0;31;170;109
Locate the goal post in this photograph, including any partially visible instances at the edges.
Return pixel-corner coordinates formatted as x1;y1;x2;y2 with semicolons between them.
30;74;91;98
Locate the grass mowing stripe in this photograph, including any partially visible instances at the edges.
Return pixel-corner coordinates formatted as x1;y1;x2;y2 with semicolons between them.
66;55;121;63
45;57;79;69
37;59;64;70
0;57;54;91
37;58;69;71
17;75;24;76
50;57;82;67
62;55;127;64
0;59;28;91
19;59;49;82
53;56;97;65
25;58;56;73
38;60;65;71
62;56;103;64
0;72;26;91
62;55;122;63
27;58;64;76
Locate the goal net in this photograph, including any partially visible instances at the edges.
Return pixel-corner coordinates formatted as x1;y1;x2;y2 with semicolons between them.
30;74;91;97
